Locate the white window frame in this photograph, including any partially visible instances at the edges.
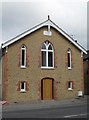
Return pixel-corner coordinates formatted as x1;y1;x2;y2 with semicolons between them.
41;41;54;69
20;82;26;92
68;81;73;90
67;49;72;69
21;45;26;68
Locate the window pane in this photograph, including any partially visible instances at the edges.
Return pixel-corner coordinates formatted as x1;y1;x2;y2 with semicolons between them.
68;53;70;67
42;44;46;49
22;46;25;48
48;45;52;50
21;82;24;89
48;52;53;67
22;49;25;66
68;81;72;89
42;51;46;66
68;82;71;88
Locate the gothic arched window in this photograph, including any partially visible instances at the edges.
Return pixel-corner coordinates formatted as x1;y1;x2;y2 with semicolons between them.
41;41;54;68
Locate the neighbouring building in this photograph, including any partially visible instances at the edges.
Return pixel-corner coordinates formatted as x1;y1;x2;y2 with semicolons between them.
2;17;87;103
84;50;89;95
0;47;2;100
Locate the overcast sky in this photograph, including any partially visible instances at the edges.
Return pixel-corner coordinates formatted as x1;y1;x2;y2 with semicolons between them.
0;0;88;50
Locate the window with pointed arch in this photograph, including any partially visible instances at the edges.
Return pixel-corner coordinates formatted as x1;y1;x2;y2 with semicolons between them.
41;40;54;68
67;48;72;69
21;45;26;68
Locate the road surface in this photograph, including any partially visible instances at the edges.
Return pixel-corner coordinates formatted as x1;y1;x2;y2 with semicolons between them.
2;104;88;118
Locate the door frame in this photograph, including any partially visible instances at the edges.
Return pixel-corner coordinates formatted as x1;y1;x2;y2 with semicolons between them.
41;77;54;100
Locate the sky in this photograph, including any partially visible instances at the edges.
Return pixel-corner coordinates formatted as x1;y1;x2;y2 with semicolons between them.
0;0;88;50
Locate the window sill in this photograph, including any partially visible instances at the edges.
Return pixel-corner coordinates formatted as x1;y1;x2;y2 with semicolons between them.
68;67;72;70
41;66;55;70
20;66;26;69
68;88;73;91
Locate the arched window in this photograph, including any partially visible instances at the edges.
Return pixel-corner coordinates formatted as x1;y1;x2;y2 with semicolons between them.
67;48;72;69
41;41;54;68
21;45;26;68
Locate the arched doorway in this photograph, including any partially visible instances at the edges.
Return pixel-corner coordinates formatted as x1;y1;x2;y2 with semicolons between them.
41;78;54;100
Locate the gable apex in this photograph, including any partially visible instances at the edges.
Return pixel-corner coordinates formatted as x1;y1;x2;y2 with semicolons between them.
2;18;87;54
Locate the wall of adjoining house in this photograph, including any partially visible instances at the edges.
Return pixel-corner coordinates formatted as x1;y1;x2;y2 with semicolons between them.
83;50;89;95
0;48;2;100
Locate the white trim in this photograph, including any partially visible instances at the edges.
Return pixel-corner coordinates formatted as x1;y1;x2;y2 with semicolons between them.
41;66;54;69
20;65;26;69
68;88;73;91
48;25;50;32
2;19;87;54
68;67;72;70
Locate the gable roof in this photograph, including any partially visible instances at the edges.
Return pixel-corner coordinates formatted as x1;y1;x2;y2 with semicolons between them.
2;18;87;54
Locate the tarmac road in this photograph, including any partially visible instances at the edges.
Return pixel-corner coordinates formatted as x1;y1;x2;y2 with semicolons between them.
2;104;88;118
2;96;88;118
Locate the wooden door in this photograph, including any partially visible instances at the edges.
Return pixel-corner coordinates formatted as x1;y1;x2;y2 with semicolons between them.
42;79;53;100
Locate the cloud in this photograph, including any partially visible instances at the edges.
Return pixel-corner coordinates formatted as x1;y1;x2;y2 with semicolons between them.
87;1;89;50
0;2;2;45
1;0;87;49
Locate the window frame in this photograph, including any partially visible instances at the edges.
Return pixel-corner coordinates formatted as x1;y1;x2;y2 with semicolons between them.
67;49;72;69
20;81;26;92
21;45;26;68
41;41;54;69
68;81;73;90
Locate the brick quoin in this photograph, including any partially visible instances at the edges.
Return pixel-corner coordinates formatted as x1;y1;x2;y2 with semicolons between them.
72;81;74;89
54;48;57;68
3;51;8;101
65;49;68;68
38;46;41;67
26;47;29;67
71;49;74;68
17;81;20;91
26;81;29;91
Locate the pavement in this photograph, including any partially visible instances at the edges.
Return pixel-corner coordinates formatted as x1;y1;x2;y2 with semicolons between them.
2;95;88;112
0;101;7;105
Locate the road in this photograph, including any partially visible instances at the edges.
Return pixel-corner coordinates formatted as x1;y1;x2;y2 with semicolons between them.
2;104;88;118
